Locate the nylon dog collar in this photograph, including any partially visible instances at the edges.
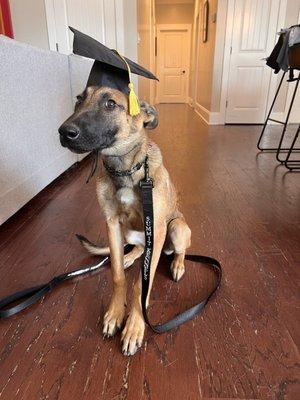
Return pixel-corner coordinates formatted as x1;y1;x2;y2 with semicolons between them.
103;157;146;177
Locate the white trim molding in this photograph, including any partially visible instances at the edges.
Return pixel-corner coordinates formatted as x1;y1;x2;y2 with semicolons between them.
192;102;223;125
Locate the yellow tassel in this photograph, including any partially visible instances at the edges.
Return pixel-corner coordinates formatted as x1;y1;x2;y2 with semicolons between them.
128;82;140;116
115;50;140;116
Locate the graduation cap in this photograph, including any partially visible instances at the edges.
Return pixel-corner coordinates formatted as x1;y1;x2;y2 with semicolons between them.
69;27;158;116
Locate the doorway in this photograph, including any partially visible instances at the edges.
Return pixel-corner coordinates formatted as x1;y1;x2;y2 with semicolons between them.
224;0;282;124
156;24;191;103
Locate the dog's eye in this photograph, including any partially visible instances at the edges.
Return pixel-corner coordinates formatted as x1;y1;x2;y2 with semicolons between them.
105;99;116;110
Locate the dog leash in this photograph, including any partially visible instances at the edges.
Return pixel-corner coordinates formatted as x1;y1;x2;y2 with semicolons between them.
139;157;222;332
0;159;222;330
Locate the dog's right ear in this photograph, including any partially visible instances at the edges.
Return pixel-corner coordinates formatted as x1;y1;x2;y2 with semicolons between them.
140;101;158;130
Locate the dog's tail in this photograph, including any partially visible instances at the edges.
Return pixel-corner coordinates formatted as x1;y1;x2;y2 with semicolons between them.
76;234;110;256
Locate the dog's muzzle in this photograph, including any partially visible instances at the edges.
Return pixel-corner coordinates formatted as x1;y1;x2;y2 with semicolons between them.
58;123;80;147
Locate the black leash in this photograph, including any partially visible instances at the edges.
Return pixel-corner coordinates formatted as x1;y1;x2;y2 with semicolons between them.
139;157;222;332
0;159;222;331
0;252;111;318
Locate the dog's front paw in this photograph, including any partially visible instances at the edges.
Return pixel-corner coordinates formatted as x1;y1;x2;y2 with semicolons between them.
103;303;125;337
121;310;145;356
170;258;185;282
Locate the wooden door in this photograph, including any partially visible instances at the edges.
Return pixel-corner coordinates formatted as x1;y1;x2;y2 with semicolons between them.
157;25;191;103
226;0;281;123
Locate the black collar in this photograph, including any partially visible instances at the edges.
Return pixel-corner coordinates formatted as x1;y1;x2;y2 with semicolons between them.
103;157;146;177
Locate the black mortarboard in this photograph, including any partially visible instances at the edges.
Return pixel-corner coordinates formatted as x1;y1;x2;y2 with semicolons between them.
69;27;158;116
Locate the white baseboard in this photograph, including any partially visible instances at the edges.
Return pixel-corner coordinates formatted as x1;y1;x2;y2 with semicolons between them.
209;111;224;125
191;105;298;125
194;103;209;124
193;102;224;125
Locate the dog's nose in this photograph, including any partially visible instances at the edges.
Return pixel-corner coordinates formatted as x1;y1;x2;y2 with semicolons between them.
58;124;80;140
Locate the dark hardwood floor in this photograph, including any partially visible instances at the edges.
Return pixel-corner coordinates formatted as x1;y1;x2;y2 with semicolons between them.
0;104;299;400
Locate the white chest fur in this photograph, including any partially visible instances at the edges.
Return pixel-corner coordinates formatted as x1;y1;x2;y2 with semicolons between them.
125;230;145;246
116;187;136;206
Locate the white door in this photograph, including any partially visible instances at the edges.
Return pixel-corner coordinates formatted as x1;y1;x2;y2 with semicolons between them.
44;0;124;54
226;0;281;123
156;25;191;103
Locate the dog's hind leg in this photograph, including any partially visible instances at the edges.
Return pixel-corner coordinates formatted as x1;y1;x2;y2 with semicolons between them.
103;217;126;337
167;217;191;282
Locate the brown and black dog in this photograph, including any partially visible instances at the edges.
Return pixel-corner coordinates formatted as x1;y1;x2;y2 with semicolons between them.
59;87;191;355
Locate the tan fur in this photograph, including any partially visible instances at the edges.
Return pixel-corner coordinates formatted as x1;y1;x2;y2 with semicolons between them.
76;88;191;355
81;241;110;256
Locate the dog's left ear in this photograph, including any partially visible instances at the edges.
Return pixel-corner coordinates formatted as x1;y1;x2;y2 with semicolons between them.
140;101;158;130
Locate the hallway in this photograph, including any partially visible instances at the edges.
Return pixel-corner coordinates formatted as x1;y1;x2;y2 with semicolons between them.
0;105;299;399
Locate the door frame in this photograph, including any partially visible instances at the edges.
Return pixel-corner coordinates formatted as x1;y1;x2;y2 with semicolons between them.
189;2;200;108
155;23;191;104
219;0;288;124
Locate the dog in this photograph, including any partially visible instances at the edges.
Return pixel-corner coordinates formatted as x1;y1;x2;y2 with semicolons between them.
59;86;191;355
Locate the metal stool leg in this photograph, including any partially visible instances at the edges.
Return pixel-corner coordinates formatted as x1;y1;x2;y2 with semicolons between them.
276;73;300;162
257;72;286;151
284;125;300;171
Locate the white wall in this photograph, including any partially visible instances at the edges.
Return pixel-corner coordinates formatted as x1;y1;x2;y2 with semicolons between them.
190;0;219;122
10;0;50;50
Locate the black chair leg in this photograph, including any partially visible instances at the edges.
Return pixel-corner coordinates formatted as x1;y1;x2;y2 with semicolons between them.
276;73;300;162
284;125;300;171
257;71;300;155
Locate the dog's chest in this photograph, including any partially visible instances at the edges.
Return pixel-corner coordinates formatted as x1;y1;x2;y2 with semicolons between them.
116;187;138;208
116;187;143;230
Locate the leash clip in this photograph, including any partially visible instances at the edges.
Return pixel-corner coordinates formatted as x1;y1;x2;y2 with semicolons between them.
139;178;153;189
139;155;153;188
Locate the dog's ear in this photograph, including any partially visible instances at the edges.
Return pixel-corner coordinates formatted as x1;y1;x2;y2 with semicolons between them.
140;101;158;130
